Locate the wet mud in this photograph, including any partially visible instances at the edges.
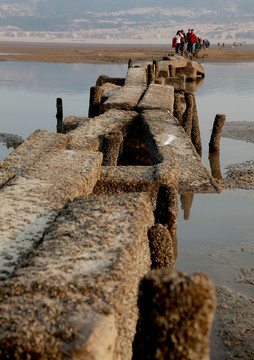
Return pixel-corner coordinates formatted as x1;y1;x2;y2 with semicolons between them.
222;121;254;190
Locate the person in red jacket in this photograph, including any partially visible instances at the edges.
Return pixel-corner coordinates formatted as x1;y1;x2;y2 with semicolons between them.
190;29;196;55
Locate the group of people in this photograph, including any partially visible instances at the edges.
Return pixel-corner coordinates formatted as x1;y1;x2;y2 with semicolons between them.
172;29;210;56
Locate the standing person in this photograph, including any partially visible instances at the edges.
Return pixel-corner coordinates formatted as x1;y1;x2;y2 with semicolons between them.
175;30;183;54
190;29;196;55
186;29;191;52
180;30;186;55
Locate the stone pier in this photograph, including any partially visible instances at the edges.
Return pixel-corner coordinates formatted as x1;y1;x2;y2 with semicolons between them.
0;56;218;359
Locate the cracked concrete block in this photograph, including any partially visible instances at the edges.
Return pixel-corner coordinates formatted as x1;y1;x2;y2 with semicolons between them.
0;193;154;360
137;84;174;114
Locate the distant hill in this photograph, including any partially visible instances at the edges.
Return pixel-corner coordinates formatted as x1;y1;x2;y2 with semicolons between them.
0;0;253;44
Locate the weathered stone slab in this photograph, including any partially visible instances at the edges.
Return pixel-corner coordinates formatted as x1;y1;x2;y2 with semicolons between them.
125;67;147;86
69;109;138;151
5;129;70;174
159;59;188;70
0;166;15;188
137;84;174;114
0;150;102;283
141;109;221;192
101;82;121;102
63;115;89;133
102;85;144;112
0;193;154;360
93;163;179;208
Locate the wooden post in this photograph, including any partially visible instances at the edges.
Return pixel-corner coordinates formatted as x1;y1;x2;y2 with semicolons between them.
209;114;226;153
149;224;175;269
133;269;216;360
147;64;154;86
154;184;178;240
191;94;202;156
88;86;103;118
153;60;159;79
101;131;123;166
174;92;185;125
56;98;63;133
168;64;176;77
128;59;133;68
182;92;194;137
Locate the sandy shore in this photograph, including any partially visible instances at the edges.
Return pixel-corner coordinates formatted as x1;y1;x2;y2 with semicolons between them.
0;42;254;64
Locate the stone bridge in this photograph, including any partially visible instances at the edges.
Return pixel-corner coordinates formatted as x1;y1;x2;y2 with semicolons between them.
0;56;218;360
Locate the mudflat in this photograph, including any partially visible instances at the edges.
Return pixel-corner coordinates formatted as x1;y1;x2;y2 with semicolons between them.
0;42;254;63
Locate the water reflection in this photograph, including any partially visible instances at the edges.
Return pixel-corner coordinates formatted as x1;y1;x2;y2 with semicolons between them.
180;193;194;220
209;152;222;179
176;189;254;298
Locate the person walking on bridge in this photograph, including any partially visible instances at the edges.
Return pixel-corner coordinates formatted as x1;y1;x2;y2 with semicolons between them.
189;29;196;55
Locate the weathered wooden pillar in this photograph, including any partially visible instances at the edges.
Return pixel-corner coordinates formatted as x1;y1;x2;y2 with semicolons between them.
56;97;63;133
133;268;216;360
209;114;226;153
147;64;155;86
154;184;178;240
174;92;185;125
153;60;159;79
182;92;194;137
101;131;123;166
191;94;202;156
88;86;103;118
128;59;133;68
168;64;176;77
149;224;175;269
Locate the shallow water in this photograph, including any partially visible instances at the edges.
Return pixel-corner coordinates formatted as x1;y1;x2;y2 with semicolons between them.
0;61;253;299
175;62;254;300
0;61;128;159
176;189;254;297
